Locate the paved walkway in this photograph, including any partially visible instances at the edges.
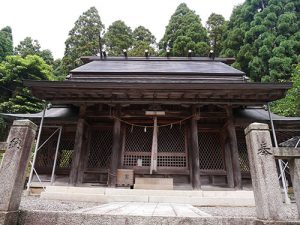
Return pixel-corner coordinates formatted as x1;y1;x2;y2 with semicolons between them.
74;202;212;217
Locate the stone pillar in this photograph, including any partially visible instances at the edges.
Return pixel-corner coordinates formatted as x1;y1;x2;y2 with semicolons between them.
245;123;284;220
289;159;300;218
0;120;37;225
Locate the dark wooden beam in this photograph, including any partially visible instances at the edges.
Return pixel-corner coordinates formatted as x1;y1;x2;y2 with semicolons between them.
225;105;242;189
108;115;122;187
189;106;201;190
69;118;86;186
221;128;234;188
69;105;87;186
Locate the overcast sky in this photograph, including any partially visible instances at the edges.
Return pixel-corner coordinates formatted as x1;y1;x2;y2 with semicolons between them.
0;0;244;59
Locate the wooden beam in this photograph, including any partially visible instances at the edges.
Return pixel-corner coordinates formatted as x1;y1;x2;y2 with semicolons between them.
69;118;86;186
108;116;122;187
190;106;201;190
226;106;242;189
221;128;234;188
150;117;158;174
77;123;91;184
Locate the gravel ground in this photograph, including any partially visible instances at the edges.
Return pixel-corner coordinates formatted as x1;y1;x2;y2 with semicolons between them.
20;196;99;212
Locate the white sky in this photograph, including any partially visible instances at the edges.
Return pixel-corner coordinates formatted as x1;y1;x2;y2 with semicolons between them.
0;0;244;59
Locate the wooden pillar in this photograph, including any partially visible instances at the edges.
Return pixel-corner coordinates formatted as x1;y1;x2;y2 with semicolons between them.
190;107;201;189
226;106;242;189
69;105;87;186
221;128;234;188
108;118;121;187
150;117;158;174
77;124;91;184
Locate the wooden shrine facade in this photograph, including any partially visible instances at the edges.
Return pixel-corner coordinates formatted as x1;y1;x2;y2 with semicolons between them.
22;57;292;189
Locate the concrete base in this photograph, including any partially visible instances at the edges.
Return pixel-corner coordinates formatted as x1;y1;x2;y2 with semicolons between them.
0;211;18;225
40;186;255;207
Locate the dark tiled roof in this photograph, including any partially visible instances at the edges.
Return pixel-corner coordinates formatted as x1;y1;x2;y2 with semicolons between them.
71;60;244;76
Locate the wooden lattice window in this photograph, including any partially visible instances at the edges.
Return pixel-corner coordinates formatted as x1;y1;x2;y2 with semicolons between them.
56;135;75;170
35;128;59;172
236;129;250;173
87;128;113;169
275;130;300;147
123;126;152;167
123;124;187;168
157;125;187;168
158;125;185;152
35;128;75;174
198;131;225;170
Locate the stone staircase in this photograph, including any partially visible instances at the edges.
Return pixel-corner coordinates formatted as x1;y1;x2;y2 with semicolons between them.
40;186;255;206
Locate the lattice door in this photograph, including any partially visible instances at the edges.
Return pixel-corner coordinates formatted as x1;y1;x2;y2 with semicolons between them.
198;131;225;171
122;124;187;170
123;126;152;168
87;128;113;169
157;125;187;168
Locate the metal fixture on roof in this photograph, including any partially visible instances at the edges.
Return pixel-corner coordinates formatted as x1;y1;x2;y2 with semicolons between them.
145;49;149;58
102;51;107;58
123;49;128;58
66;74;71;80
209;50;215;60
188;50;192;58
166;49;170;58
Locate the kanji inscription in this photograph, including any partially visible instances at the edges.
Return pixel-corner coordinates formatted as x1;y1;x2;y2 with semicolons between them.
8;137;22;151
258;141;272;156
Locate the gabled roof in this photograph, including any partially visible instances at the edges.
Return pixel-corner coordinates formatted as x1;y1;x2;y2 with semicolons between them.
71;59;244;77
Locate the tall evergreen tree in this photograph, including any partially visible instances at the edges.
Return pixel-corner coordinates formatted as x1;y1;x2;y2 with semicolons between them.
15;37;54;65
206;13;226;56
221;0;300;82
104;20;133;56
159;3;209;56
0;26;13;62
62;7;104;73
129;26;156;56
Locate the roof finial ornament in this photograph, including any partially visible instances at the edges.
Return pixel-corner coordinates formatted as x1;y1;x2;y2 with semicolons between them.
145;49;149;58
209;49;215;60
188;49;192;58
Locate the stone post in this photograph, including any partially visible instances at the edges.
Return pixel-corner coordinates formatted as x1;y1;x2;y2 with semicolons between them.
289;159;300;218
244;123;284;221
0;120;37;225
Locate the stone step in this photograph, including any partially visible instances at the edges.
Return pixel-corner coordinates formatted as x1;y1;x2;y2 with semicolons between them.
41;186;255;206
134;177;173;190
18;209;257;225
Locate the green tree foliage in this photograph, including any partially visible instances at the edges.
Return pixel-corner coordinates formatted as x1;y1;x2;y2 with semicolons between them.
104;20;133;56
159;3;209;56
206;13;226;56
133;26;156;45
129;26;156;56
272;63;300;116
0;55;54;113
15;37;54;65
62;7;104;73
222;0;300;82
0;26;13;62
